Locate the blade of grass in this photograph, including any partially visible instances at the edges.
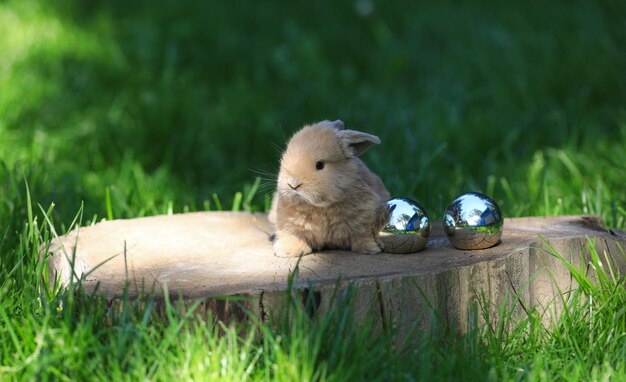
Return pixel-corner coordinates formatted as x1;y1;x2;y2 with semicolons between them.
232;191;243;212
105;187;113;221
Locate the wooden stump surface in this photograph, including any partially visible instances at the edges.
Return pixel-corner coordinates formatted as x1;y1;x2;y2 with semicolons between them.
45;212;626;331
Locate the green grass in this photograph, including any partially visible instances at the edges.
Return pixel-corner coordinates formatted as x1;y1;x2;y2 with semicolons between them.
1;0;626;380
3;204;626;381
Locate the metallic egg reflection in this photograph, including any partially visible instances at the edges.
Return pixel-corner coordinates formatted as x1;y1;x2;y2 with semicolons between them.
443;192;503;250
380;198;430;253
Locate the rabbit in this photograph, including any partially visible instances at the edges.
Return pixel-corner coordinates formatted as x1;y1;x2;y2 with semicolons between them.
269;119;390;257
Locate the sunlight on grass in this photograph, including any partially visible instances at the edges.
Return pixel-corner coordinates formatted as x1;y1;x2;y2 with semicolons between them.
0;0;122;167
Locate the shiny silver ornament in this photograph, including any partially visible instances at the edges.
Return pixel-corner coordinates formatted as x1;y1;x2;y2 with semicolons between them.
380;197;431;254
443;192;503;250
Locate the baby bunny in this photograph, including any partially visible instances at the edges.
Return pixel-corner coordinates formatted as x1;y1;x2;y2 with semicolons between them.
269;120;390;257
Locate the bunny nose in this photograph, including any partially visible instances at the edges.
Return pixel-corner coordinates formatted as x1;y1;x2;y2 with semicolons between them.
288;182;302;190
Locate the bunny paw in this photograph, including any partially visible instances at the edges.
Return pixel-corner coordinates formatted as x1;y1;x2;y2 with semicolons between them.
352;238;383;254
273;234;313;258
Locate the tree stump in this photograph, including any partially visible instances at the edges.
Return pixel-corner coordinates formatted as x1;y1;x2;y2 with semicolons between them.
45;212;626;332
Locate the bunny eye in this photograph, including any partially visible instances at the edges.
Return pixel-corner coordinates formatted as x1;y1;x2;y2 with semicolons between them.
315;161;325;170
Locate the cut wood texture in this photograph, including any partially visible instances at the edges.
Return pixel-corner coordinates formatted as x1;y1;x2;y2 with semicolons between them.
45;212;626;332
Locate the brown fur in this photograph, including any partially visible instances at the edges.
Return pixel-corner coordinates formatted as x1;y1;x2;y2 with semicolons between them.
270;120;390;257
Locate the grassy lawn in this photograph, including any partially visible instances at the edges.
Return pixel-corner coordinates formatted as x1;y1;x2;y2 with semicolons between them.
1;0;625;380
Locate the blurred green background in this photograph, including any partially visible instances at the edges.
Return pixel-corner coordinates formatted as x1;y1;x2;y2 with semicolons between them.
1;1;626;380
1;0;625;238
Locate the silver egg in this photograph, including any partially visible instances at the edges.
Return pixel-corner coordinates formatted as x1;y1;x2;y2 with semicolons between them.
380;197;431;254
443;192;503;250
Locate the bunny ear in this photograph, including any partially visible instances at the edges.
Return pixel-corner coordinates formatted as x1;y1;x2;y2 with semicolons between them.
337;129;381;157
317;119;345;130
